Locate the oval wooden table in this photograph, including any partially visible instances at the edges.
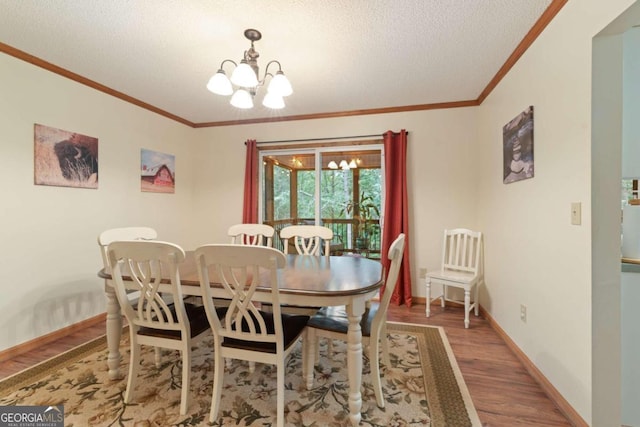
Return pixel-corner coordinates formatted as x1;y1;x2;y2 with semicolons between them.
100;253;383;426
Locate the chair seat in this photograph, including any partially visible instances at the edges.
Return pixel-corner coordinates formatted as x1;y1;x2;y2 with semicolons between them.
222;311;309;354
307;303;378;337
138;303;220;340
426;269;477;285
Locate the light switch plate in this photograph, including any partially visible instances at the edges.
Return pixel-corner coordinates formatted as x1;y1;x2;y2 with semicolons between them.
571;202;582;225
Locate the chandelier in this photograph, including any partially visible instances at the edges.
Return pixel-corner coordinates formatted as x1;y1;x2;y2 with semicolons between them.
328;159;359;170
206;29;293;109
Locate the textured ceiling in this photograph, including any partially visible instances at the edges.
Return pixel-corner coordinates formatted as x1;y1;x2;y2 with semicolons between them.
0;0;555;126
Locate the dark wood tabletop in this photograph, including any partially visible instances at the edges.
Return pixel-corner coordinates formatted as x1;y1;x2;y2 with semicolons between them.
100;252;384;297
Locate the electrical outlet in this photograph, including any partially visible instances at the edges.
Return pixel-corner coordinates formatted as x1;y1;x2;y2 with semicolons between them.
520;304;527;322
419;268;427;279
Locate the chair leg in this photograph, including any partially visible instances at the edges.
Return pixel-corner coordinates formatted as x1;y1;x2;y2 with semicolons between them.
474;283;480;316
442;285;447;308
276;357;285;427
209;349;224;423
370;335;385;408
125;341;140;404
154;347;161;368
425;278;431;317
464;289;471;328
180;346;191;415
380;323;391;368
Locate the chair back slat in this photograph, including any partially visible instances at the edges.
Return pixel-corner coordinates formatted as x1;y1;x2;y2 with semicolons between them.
442;228;482;274
228;223;275;247
280;225;333;258
195;245;287;346
108;240;187;333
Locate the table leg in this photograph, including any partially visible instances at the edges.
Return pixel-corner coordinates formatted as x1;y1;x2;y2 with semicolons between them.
346;298;366;426
104;280;123;380
303;328;316;390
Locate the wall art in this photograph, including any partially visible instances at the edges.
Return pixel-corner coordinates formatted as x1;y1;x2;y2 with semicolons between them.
34;124;98;189
503;106;534;184
141;148;175;193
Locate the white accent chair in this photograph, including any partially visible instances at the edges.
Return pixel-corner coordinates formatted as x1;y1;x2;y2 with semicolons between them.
280;225;333;258
107;240;211;415
194;244;309;427
228;223;275;247
303;233;406;407
425;228;484;328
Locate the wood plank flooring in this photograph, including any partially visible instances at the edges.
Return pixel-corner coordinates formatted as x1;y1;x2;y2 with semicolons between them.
0;304;572;427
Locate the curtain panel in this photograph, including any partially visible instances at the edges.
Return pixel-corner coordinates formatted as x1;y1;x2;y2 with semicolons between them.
382;130;412;306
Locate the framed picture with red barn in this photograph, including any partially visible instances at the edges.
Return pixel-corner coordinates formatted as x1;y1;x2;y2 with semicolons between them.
141;148;175;193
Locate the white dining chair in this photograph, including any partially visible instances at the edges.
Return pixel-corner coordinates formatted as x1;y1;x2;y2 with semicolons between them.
276;225;333;317
228;223;275;247
194;244;309;427
107;240;211;415
98;227;167;367
303;233;405;407
280;225;333;258
425;228;484;328
98;226;157;274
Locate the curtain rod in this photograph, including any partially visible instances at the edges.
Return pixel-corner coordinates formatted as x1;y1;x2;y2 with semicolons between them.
252;131;408;145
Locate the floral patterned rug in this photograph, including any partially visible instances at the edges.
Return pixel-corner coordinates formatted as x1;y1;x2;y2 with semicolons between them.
0;322;480;426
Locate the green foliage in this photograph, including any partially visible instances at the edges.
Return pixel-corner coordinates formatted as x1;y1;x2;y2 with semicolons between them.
345;191;380;238
269;161;382;230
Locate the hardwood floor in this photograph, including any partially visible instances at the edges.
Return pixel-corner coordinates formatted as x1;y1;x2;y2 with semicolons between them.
0;304;572;427
387;304;572;427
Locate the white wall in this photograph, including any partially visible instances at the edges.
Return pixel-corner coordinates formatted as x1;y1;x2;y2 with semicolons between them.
191;109;480;298
475;0;636;424
0;53;197;350
622;27;640;178
592;26;629;427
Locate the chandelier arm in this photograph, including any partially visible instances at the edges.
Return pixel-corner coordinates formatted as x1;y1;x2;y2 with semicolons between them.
263;60;283;75
258;60;284;86
219;59;238;70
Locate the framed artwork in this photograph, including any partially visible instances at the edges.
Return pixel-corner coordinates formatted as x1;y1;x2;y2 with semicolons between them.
503;106;534;184
34;124;98;189
141;148;175;193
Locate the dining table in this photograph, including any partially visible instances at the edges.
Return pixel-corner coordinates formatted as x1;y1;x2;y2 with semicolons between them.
99;252;383;426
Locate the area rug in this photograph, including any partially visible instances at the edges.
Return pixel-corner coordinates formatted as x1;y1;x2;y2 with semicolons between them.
0;322;481;426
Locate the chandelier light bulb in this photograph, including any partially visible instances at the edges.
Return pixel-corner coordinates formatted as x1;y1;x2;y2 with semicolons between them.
328;161;338;169
230;60;259;87
230;89;254;109
206;70;233;95
348;159;357;169
262;92;285;109
339;160;349;170
267;71;293;97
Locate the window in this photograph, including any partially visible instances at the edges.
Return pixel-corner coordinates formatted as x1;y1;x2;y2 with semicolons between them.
259;143;383;257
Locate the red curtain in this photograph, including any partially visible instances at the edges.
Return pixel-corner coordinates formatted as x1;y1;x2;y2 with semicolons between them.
242;139;259;223
382;130;412;306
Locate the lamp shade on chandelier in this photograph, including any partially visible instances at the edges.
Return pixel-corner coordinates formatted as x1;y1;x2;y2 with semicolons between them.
206;29;293;109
